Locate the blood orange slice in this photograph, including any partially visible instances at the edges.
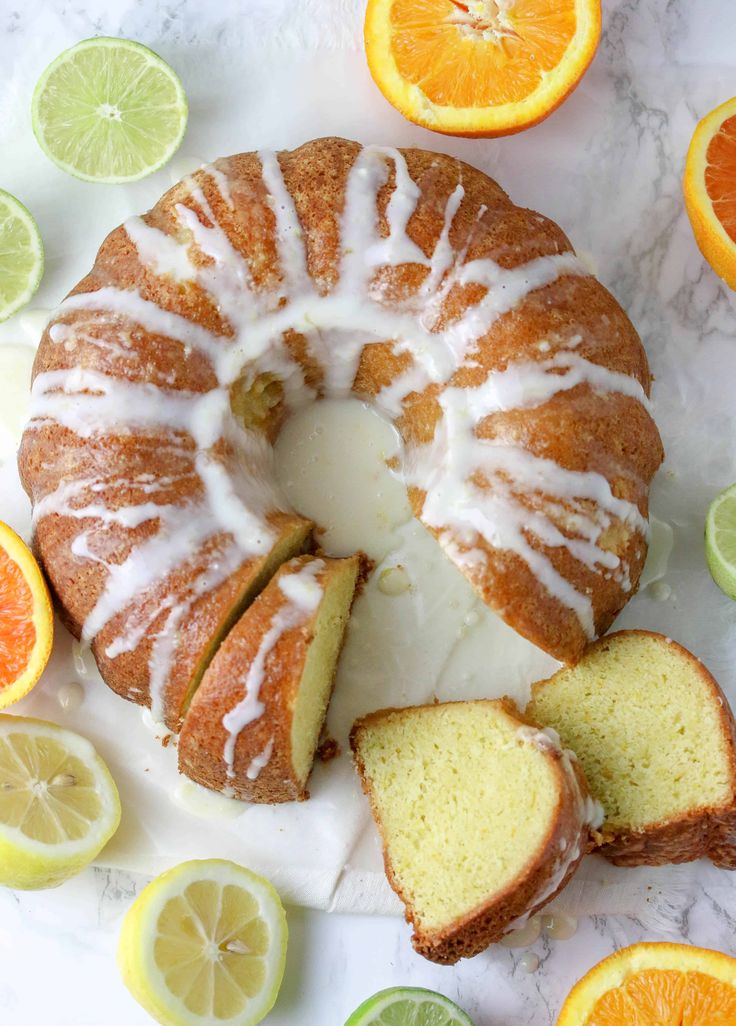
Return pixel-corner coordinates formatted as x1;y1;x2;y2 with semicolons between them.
0;521;53;709
684;96;736;290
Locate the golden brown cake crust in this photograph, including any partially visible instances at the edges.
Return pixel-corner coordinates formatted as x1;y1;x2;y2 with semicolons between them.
530;629;736;869
19;136;663;733
178;554;362;803
350;699;596;965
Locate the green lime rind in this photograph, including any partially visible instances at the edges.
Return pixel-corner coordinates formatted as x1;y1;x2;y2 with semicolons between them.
0;190;44;322
31;36;188;184
705;482;736;601
344;987;476;1026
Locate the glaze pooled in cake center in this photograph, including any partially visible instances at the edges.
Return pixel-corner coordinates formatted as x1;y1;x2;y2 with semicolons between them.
19;138;663;727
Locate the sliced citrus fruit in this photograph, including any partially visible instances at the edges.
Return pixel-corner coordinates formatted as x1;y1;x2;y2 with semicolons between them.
705;482;736;600
364;0;602;137
684;95;736;290
0;191;44;322
118;859;288;1026
32;36;188;183
556;942;736;1026
0;521;53;710
0;714;121;888
345;987;475;1026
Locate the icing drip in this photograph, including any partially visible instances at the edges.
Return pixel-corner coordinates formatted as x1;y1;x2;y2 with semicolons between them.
221;559;325;777
206;165;235;209
246;738;275;781
30;144;654;709
258;149;315;297
503;726;603;937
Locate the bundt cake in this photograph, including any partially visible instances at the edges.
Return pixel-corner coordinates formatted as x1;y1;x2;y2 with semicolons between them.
18;137;663;736
350;699;602;964
178;553;361;802
527;630;736;867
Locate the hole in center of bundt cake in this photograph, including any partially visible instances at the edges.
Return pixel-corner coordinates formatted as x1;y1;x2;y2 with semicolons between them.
273;398;412;562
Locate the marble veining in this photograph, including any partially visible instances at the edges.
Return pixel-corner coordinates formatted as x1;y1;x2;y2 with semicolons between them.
1;0;736;1023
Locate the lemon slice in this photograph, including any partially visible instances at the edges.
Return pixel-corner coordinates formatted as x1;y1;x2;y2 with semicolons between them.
706;482;736;600
0;715;121;889
32;37;188;183
0;190;44;322
345;987;475;1026
118;859;288;1026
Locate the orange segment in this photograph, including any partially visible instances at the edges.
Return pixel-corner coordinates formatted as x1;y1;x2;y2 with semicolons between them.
0;521;53;709
684;96;736;290
557;943;736;1026
365;0;601;137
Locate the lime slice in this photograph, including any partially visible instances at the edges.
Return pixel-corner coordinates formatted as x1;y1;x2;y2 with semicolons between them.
706;483;736;600
345;988;475;1026
0;191;44;322
0;715;121;888
32;37;188;183
118;859;288;1026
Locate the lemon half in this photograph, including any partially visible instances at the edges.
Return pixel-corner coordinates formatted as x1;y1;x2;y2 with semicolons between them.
0;715;121;888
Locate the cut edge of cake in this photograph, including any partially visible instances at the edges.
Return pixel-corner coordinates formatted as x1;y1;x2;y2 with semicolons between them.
178;552;363;803
527;629;736;868
166;513;313;731
350;698;602;965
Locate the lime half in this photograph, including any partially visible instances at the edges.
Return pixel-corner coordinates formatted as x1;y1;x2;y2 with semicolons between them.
345;988;475;1026
0;191;44;322
706;483;736;600
32;37;188;183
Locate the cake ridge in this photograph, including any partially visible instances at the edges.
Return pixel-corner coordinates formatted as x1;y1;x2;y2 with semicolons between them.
19;136;663;726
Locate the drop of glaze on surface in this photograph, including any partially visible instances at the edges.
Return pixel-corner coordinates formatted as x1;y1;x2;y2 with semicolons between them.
274;398;412;561
56;681;85;713
141;707;172;742
501;916;542;948
640;516;674;588
648;579;672;601
519;952;540;973
378;565;411;595
542;913;578;940
172;779;244;819
71;640;97;680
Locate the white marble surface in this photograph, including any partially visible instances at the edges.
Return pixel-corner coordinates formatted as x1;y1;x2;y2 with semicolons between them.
2;0;736;1022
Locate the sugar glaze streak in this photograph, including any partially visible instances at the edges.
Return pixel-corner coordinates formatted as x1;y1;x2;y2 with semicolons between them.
27;145;653;718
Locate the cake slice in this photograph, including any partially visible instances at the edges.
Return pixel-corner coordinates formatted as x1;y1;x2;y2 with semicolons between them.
527;630;736;867
178;553;362;803
350;700;601;965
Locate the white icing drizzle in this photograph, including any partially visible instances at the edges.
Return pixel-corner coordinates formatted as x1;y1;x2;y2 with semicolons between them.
258;149;315;297
246;738;275;781
503;725;603;937
29;145;654;712
206;165;235;209
221;559;325;777
124;217;195;282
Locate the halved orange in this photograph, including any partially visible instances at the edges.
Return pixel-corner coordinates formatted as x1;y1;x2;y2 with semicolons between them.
364;0;602;137
684;96;736;290
0;521;53;709
557;942;736;1026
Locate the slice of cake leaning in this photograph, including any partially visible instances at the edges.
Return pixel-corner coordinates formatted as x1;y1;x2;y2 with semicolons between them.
527;630;736;867
350;699;602;964
178;553;362;803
